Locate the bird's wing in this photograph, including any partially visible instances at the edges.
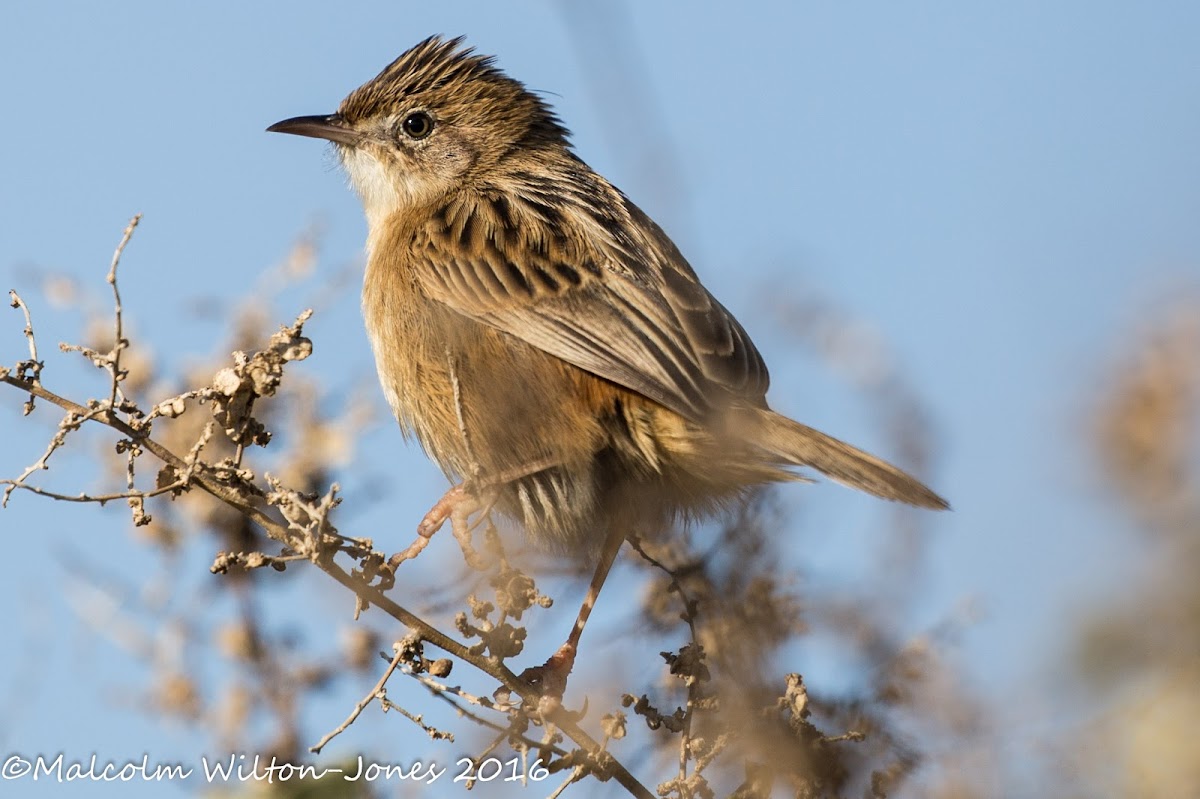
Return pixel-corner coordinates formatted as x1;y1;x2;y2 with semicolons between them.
411;188;770;421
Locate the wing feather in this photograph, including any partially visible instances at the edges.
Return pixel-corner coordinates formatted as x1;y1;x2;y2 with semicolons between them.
413;185;770;421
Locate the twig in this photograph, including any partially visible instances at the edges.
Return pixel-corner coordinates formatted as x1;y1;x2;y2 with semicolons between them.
2;404;105;507
310;640;407;754
377;694;454;741
547;764;586;799
143;388;211;425
8;291;39;370
628;537;702;784
455;729;510;790
106;214;141;412
8;290;42;414
411;671;569;757
1;477;190;506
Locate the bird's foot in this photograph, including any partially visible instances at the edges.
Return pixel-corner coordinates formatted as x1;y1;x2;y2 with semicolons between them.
389;483;492;571
517;641;576;704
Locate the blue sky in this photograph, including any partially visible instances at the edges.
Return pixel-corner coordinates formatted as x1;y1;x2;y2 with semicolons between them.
3;2;1198;796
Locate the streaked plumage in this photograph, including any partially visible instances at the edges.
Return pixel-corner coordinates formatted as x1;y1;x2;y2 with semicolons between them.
270;35;947;564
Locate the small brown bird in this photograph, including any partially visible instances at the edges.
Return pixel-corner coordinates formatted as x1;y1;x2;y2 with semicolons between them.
269;36;947;689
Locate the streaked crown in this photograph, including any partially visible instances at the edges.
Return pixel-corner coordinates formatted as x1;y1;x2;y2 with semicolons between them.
339;36;570;150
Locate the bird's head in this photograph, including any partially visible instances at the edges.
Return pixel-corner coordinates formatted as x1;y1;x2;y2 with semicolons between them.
268;36;569;227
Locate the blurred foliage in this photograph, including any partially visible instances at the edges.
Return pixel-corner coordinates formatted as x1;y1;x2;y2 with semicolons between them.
1071;299;1200;798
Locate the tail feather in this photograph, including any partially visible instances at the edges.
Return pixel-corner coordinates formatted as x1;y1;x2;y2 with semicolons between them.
746;408;949;510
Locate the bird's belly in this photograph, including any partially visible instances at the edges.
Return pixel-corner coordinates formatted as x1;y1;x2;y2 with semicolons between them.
365;296;604;485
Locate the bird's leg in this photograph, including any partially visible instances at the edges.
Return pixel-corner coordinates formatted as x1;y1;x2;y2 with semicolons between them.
518;522;627;699
449;485;497;571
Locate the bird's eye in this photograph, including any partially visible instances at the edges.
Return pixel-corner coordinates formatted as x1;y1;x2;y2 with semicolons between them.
400;111;434;140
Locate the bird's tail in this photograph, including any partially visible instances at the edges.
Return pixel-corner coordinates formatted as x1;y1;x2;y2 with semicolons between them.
742;407;949;510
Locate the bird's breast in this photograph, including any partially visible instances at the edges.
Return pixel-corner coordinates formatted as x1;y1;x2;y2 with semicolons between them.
362;254;432;434
361;244;610;484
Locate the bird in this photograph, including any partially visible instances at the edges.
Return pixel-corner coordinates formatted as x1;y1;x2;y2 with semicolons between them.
268;35;948;694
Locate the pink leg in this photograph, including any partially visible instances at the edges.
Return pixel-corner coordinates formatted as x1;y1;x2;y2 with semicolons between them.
519;524;626;699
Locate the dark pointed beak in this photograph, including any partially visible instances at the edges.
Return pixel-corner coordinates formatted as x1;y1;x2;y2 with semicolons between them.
267;114;362;146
